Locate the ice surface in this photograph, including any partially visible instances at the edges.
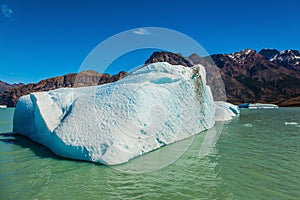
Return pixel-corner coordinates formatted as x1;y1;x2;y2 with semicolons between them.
13;62;230;165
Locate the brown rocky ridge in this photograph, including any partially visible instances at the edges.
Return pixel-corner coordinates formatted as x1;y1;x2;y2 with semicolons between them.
0;71;128;107
0;81;24;94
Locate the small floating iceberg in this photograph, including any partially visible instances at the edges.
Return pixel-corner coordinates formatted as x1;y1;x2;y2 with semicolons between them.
284;122;298;125
248;103;279;109
13;62;238;165
238;103;279;109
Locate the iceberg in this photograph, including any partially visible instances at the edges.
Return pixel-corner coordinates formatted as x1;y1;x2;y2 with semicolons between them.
238;103;279;109
0;105;7;109
14;62;219;165
248;103;279;109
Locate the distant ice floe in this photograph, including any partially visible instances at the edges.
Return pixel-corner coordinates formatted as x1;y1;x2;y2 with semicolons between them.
13;62;239;165
285;122;298;125
249;103;279;109
238;103;279;109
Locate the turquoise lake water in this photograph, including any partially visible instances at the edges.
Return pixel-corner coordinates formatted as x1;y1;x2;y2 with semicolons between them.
0;108;300;199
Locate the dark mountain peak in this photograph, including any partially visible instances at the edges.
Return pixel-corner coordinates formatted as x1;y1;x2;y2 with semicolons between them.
258;48;280;60
272;49;300;60
270;49;300;71
240;48;256;54
279;49;299;54
234;48;256;55
145;51;193;67
226;48;258;61
208;49;267;73
213;49;263;70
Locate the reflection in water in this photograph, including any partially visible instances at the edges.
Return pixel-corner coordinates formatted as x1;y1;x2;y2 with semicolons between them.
198;123;224;158
113;134;195;173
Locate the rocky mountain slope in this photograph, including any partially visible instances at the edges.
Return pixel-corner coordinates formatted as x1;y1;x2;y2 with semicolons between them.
259;49;300;72
208;49;300;106
145;51;193;67
0;81;24;94
0;71;128;107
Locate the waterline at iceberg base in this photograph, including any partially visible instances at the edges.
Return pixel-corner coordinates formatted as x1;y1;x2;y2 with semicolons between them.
13;62;238;165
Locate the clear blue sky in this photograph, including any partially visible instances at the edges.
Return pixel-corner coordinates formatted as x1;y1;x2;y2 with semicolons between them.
0;0;299;83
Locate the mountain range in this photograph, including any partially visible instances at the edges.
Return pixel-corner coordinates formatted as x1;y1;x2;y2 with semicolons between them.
1;48;299;107
0;71;128;107
0;81;24;94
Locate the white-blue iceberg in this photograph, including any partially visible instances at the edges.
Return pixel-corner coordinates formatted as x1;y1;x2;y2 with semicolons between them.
13;62;234;165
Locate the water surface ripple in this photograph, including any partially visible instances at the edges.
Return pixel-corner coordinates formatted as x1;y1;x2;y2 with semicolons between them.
0;108;299;199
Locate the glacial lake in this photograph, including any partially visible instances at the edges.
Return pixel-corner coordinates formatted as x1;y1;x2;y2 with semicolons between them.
0;108;300;199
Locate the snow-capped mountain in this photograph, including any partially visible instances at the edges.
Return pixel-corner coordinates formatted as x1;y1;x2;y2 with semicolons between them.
226;48;257;63
259;49;300;71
